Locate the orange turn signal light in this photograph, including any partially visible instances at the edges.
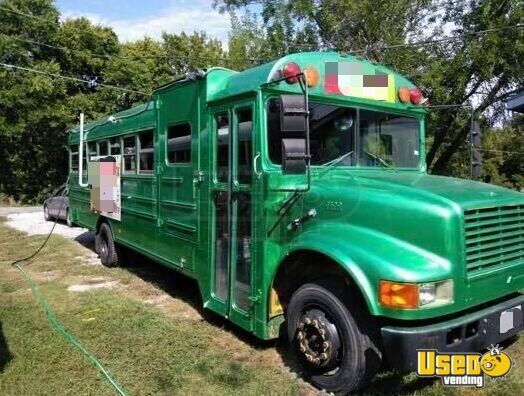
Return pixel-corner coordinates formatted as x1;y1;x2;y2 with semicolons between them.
379;280;419;309
304;66;319;87
398;86;411;103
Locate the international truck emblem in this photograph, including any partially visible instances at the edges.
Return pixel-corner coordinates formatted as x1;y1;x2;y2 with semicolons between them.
325;200;343;212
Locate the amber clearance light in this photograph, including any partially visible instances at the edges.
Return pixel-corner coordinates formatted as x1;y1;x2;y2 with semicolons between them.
379;280;419;309
303;66;319;87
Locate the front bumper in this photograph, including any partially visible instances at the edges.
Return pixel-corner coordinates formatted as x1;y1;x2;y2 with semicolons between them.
381;294;524;372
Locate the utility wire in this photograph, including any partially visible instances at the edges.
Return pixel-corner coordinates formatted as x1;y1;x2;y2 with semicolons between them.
292;24;524;52
2;24;522;62
3;23;521;65
0;4;58;24
0;62;150;95
2;1;522;63
478;148;524;155
0;33;262;63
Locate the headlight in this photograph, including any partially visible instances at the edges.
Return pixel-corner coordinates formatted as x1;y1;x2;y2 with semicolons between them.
379;279;453;309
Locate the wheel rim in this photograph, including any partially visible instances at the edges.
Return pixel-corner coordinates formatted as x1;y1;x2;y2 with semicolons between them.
44;206;48;218
295;307;342;372
100;233;109;260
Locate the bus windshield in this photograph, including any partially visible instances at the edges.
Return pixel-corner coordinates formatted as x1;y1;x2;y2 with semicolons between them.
267;99;421;168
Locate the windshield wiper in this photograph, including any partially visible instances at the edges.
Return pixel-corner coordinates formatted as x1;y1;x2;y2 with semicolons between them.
318;151;354;178
322;151;354;168
363;150;397;171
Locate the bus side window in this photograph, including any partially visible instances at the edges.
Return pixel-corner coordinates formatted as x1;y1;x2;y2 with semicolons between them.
110;137;121;155
70;145;79;172
216;113;229;183
139;130;154;174
98;140;109;156
88;142;97;160
123;136;137;173
167;123;191;164
236;108;252;185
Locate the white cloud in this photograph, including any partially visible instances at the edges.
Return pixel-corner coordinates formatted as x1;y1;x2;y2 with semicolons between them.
60;3;231;45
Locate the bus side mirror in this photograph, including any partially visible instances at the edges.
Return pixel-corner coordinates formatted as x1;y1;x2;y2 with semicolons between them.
280;95;308;174
280;95;307;133
282;138;307;174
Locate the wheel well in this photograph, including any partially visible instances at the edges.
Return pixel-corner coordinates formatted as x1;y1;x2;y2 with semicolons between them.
270;250;369;316
95;216;109;234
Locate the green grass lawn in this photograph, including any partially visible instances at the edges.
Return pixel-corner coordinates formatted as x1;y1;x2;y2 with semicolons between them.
0;216;523;395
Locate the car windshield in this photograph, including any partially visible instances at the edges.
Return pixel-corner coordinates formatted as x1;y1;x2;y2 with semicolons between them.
267;99;421;168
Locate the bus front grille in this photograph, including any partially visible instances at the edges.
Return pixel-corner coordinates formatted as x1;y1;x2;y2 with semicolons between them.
464;205;524;273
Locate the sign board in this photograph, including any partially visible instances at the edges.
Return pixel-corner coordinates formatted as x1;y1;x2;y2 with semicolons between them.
87;155;121;221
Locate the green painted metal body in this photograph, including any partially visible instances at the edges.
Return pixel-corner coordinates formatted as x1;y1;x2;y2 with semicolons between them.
68;52;524;340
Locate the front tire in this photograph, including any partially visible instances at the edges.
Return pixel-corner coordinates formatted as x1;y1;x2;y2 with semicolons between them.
286;282;381;394
97;223;119;267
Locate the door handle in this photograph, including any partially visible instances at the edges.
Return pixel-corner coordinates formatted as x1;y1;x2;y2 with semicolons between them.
253;152;262;179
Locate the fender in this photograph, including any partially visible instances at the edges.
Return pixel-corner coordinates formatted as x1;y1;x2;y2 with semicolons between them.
275;222;452;317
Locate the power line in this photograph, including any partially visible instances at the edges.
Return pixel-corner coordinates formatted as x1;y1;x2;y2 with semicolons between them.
1;2;522;65
0;33;263;63
353;24;524;54
478;148;524;156
291;24;524;53
0;62;150;95
0;4;57;24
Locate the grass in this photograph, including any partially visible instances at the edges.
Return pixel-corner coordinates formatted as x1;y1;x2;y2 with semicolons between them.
0;216;523;395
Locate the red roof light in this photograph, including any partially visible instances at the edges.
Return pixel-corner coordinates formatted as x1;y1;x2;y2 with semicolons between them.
283;62;301;83
410;88;422;105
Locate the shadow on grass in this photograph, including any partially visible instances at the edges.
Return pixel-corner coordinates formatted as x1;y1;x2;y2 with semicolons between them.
0;321;13;373
70;234;438;394
74;231;96;252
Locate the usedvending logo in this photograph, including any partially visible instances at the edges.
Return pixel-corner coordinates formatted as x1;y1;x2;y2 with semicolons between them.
416;345;512;387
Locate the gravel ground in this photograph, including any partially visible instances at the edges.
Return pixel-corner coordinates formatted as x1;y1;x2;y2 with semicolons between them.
3;206;90;240
0;206;40;216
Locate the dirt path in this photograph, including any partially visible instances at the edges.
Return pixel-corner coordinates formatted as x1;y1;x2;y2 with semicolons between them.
3;207;89;239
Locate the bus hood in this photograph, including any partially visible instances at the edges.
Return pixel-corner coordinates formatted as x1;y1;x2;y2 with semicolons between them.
306;170;524;262
346;171;524;210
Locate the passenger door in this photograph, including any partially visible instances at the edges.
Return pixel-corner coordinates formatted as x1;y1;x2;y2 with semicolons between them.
208;102;256;330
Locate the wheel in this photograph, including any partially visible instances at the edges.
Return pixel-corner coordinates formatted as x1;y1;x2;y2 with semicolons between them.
66;209;73;227
44;205;51;221
97;223;119;267
286;282;381;394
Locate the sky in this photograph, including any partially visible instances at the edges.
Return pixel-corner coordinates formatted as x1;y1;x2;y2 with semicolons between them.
55;0;233;43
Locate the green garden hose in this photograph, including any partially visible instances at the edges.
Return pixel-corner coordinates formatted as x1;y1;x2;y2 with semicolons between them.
13;263;129;396
8;198;129;395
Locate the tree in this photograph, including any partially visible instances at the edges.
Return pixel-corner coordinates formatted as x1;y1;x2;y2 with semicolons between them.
216;0;524;176
162;31;226;75
420;0;524;174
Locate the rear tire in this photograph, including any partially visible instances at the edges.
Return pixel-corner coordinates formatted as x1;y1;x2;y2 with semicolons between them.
44;205;51;221
97;223;119;267
286;282;381;394
66;209;73;227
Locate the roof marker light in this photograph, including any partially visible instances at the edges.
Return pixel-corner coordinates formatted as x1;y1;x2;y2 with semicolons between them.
283;62;301;83
398;86;411;103
410;88;422;105
304;66;319;87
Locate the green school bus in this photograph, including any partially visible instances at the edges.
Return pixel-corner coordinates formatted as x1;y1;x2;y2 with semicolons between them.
68;52;524;393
